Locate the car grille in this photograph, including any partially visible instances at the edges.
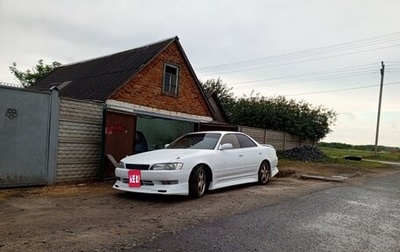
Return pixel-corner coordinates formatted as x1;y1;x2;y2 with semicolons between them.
141;180;154;186
122;178;154;186
126;164;150;170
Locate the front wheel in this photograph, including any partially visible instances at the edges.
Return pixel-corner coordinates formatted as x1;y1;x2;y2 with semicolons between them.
189;166;207;198
258;161;271;185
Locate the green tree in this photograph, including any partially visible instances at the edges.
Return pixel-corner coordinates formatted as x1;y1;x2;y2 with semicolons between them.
9;59;61;87
231;94;337;140
201;78;337;141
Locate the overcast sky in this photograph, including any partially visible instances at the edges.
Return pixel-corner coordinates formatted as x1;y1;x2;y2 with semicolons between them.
1;0;399;147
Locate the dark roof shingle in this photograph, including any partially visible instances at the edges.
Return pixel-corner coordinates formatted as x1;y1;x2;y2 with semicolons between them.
32;37;176;101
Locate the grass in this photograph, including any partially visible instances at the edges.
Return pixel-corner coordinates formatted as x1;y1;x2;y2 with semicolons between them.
277;158;387;179
320;147;400;162
277;153;390;180
277;146;392;175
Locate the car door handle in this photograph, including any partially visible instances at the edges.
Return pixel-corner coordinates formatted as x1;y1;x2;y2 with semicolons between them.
239;155;243;157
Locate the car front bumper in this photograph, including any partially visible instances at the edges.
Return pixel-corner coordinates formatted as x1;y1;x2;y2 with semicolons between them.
113;168;190;196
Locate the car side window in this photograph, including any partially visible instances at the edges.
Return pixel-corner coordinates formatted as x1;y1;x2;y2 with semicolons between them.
220;134;240;149
236;134;257;148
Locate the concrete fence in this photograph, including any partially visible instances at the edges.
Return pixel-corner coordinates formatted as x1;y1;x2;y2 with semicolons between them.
238;126;316;150
56;98;104;182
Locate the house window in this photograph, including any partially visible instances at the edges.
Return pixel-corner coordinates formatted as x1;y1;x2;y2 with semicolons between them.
163;64;179;95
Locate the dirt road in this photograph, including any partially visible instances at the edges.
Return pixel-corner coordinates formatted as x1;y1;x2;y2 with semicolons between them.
0;164;394;251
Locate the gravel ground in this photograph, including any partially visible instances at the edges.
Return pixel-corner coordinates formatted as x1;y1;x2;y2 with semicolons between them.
0;163;394;252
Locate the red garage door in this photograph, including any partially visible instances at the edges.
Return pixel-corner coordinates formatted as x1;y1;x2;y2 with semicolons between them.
104;111;136;178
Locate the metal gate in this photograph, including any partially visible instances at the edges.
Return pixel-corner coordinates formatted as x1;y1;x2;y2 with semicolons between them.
0;86;59;188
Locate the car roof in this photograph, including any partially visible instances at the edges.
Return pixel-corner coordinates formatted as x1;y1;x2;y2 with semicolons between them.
188;131;243;135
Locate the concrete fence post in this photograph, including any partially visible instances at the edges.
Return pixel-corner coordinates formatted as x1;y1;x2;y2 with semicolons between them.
263;129;267;144
47;87;60;184
283;132;287;150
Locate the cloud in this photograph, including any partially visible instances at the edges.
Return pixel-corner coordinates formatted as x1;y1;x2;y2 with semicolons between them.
341;112;357;122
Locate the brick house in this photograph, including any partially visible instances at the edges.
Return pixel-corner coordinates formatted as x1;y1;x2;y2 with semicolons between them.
33;36;234;178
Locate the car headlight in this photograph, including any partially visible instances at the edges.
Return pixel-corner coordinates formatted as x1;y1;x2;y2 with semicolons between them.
151;163;184;170
117;162;125;168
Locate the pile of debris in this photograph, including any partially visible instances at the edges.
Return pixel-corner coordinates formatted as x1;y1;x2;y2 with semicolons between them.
278;145;327;162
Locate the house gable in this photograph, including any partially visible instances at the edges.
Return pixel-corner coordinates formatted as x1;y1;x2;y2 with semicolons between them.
32;37;214;119
110;41;212;118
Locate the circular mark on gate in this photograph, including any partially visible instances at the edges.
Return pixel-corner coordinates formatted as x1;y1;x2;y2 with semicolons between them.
5;108;18;119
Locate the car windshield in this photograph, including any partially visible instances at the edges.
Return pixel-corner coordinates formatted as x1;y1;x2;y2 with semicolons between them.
167;133;221;150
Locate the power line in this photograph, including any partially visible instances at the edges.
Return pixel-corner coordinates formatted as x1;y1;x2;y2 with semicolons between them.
198;31;400;71
197;31;400;74
229;63;400;97
283;81;400;97
228;62;400;89
199;44;400;75
265;71;375;86
233;71;376;90
230;63;377;85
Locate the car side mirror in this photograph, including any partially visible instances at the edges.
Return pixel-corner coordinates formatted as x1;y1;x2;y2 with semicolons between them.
164;144;170;148
220;143;233;150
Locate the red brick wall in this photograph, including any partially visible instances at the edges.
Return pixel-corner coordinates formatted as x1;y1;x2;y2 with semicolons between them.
111;42;212;117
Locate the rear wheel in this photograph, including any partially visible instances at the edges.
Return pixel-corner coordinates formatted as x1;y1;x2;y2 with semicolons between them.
258;161;270;185
189;165;207;198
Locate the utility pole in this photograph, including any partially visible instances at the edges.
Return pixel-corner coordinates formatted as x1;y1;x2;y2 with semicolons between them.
374;61;385;155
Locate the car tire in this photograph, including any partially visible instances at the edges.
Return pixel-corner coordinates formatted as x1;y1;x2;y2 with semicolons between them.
189;165;207;198
258;161;270;185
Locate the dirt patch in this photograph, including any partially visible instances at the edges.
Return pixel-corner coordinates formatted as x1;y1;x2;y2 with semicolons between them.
0;163;397;251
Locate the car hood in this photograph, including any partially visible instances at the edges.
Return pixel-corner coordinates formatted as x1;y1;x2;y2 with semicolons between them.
121;148;210;164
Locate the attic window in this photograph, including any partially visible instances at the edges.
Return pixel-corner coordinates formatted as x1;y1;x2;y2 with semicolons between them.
162;64;179;96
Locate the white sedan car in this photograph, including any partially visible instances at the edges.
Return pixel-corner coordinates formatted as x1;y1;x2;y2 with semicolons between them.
113;131;279;198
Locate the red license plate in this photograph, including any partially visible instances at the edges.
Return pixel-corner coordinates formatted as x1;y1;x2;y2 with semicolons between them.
128;170;141;188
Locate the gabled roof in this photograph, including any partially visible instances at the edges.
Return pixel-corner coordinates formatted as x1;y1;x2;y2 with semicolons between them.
206;92;231;123
32;37;178;101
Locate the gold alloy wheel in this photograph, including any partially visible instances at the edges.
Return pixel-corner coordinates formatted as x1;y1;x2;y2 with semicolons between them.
259;161;270;184
197;168;206;195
